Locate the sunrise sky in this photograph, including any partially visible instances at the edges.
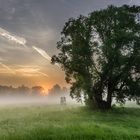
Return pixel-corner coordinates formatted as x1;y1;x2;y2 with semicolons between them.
0;0;139;91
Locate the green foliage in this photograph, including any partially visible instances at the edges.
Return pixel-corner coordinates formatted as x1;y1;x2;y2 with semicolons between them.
52;5;140;110
0;105;139;140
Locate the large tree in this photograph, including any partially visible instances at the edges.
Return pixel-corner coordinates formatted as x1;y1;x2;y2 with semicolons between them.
52;5;140;110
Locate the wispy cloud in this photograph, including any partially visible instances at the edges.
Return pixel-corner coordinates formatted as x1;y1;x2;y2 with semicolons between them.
0;27;55;77
0;62;49;77
0;62;15;74
0;27;26;46
32;46;51;61
0;27;53;63
15;67;49;77
32;46;60;67
37;71;49;77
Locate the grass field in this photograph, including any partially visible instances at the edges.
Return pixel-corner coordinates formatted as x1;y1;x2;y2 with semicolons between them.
0;104;139;140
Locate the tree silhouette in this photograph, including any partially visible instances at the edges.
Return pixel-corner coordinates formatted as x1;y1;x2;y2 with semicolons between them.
48;84;68;97
31;86;44;96
52;5;140;110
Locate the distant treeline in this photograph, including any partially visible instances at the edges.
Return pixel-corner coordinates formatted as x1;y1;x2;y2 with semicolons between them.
0;85;44;96
48;84;68;97
0;84;68;96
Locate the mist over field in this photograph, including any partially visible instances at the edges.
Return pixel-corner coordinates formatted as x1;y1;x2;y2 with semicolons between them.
0;83;80;106
0;93;138;109
0;95;78;106
0;84;138;107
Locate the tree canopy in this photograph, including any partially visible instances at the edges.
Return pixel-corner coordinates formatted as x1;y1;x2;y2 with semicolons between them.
52;5;140;110
48;84;68;97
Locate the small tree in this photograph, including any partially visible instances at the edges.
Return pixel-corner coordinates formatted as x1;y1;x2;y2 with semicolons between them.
48;84;61;96
52;5;140;110
31;86;44;96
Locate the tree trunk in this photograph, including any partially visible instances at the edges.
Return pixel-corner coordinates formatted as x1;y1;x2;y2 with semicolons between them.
92;82;112;110
93;94;112;110
96;99;111;110
106;81;113;109
106;94;112;109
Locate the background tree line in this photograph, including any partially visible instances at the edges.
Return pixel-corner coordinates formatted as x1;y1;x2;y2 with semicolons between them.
0;85;44;96
0;84;68;97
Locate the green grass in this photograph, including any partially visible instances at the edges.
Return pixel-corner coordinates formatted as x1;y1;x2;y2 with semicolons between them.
0;105;139;140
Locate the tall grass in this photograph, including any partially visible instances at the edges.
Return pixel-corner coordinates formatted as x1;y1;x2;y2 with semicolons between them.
0;105;139;140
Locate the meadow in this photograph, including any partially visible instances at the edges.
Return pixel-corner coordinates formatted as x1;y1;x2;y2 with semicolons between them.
0;104;139;140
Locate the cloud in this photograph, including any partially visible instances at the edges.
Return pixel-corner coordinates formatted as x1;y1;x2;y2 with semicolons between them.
32;46;60;67
37;71;49;77
0;62;15;74
0;27;26;46
15;66;49;77
0;23;59;78
0;27;52;77
0;27;53;63
0;27;53;64
32;46;51;61
0;62;49;78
